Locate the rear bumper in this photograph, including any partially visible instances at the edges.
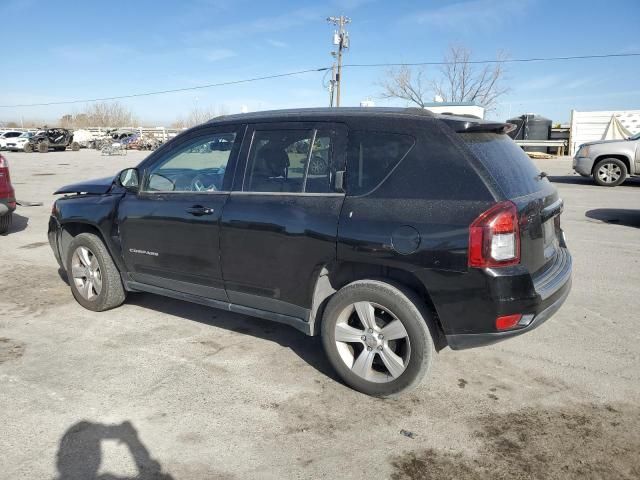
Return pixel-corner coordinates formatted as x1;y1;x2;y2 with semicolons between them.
0;197;16;215
446;247;572;350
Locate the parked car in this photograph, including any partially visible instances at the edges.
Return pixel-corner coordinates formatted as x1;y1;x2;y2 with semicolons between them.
0;130;24;150
573;132;640;186
0;153;16;234
6;132;34;151
48;108;572;397
24;128;80;153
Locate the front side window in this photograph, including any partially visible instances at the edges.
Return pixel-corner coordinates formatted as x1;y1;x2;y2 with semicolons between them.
244;128;338;193
346;131;415;196
144;132;236;192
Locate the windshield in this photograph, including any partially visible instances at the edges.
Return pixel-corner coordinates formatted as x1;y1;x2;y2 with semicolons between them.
19;132;33;138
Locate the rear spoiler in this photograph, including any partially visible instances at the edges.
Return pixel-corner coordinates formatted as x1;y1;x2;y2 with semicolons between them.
440;116;517;135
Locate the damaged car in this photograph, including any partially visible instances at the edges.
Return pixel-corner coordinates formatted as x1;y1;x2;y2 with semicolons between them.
48;108;572;397
24;128;80;153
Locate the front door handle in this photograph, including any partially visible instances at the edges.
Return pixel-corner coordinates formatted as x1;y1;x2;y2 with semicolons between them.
186;205;215;216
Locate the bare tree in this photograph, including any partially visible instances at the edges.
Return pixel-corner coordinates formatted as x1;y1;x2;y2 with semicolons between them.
379;65;431;108
379;45;509;111
172;105;229;129
60;102;138;128
432;45;509;111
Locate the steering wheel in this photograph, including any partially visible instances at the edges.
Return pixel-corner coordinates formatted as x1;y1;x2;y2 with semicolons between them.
190;174;218;192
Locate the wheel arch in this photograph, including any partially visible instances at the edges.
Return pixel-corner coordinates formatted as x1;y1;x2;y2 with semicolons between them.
592;154;631;174
58;221;122;273
308;261;447;350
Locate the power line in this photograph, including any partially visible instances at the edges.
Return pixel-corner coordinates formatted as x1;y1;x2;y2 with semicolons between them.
0;67;329;108
1;52;638;108
343;52;640;68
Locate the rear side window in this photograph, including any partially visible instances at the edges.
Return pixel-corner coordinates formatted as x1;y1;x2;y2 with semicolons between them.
346;131;415;196
244;128;339;194
461;132;545;198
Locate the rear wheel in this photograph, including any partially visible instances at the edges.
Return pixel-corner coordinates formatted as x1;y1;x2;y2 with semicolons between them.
66;233;126;311
0;213;12;234
321;280;434;397
38;141;49;153
593;158;627;187
71;142;80;151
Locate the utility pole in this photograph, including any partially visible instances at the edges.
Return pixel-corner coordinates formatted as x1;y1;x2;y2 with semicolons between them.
328;63;336;107
327;15;350;107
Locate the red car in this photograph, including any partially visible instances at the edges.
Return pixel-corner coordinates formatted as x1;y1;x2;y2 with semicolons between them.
0;153;16;233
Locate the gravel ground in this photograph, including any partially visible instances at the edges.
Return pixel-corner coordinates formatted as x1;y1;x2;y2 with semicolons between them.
0;149;639;479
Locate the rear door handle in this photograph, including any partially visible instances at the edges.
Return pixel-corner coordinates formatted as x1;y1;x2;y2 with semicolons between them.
186;205;215;216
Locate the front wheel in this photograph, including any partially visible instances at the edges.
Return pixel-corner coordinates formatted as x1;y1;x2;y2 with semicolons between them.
66;233;126;311
321;280;435;397
593;158;627;187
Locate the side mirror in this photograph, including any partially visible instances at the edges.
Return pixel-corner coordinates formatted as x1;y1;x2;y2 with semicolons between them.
118;168;140;192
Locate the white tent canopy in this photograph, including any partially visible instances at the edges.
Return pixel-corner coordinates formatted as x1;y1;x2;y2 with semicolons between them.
602;115;631;141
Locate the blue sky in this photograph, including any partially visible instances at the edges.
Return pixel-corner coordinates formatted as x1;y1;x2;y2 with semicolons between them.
1;0;639;125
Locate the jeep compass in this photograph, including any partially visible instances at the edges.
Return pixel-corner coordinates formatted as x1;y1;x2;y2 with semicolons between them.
48;108;572;397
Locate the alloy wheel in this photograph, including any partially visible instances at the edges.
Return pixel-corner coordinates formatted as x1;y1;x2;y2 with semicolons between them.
597;162;622;184
334;301;411;383
71;246;102;300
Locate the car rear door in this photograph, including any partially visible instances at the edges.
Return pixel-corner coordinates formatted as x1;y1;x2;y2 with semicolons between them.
220;121;347;319
117;124;244;301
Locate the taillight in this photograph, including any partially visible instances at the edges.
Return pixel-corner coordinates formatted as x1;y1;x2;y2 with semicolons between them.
468;201;520;268
495;314;522;330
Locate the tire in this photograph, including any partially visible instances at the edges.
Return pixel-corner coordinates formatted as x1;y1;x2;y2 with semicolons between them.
321;279;435;397
593;158;627;187
65;233;126;311
38;141;49;153
71;142;80;151
23;143;33;153
0;213;12;234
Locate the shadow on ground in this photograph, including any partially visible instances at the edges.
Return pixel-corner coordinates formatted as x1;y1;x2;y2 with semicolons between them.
127;293;340;383
0;213;28;235
549;175;640;187
54;420;174;480
585;209;640;228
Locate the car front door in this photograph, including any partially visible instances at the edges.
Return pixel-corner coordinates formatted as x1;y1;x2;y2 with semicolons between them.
117;124;244;301
220;122;347;321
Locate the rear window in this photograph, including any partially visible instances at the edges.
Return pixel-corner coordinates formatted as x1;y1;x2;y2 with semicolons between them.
346;131;415;196
461;132;544;198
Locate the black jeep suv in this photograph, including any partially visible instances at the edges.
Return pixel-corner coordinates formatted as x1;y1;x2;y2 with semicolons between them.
49;108;571;397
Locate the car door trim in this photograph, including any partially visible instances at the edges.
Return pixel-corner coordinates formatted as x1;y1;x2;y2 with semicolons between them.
229;191;345;197
125;280;312;335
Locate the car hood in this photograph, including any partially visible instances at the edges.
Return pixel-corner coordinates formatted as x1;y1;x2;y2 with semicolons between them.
54;175;116;194
581;138;630;148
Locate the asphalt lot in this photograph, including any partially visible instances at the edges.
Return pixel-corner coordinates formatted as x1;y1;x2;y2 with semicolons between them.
1;149;639;479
